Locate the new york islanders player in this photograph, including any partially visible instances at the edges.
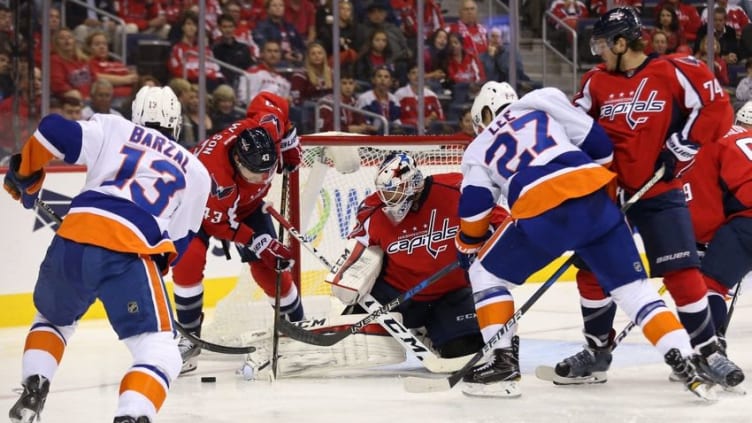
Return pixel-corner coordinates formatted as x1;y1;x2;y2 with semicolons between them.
4;86;211;423
328;152;507;359
557;7;743;388
456;81;715;399
682;103;752;363
171;92;304;374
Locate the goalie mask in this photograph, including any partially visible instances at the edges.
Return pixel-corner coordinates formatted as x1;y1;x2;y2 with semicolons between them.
232;127;278;184
374;152;424;224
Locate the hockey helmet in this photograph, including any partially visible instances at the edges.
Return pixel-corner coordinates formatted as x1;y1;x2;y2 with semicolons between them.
736;101;752;125
233;127;278;182
374;152;424;224
131;86;182;139
471;81;518;134
590;7;643;55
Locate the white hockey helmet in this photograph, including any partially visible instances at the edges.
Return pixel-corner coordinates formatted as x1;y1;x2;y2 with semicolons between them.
132;86;183;139
374;152;424;224
470;81;518;134
736;101;752;126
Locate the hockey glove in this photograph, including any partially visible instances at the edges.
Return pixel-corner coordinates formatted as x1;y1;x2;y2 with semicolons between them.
455;230;491;270
3;154;45;209
655;133;699;181
248;233;294;272
279;126;302;173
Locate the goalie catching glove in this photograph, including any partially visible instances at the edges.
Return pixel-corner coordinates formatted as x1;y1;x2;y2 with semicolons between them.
4;153;45;209
327;240;384;305
248;233;294;272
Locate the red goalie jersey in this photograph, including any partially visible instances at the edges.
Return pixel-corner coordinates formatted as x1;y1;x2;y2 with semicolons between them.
574;54;733;198
348;173;508;301
683;125;752;243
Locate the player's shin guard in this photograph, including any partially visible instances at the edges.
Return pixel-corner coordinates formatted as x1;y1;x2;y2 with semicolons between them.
575;269;617;350
251;262;305;321
173;285;203;374
663;268;716;348
118;332;181;422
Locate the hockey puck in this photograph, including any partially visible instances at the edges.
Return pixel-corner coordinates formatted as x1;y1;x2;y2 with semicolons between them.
201;376;216;383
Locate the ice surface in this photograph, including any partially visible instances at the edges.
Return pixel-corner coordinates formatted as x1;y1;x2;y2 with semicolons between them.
1;281;750;422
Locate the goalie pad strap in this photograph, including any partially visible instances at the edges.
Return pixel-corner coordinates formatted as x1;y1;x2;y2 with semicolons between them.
328;241;383;305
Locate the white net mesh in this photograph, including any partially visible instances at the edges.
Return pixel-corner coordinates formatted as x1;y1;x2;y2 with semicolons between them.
202;135;469;346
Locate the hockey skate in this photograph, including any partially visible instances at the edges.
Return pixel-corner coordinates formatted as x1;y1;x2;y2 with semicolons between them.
113;416;151;423
178;334;201;375
664;348;717;401
9;375;50;423
461;336;521;398
670;341;746;394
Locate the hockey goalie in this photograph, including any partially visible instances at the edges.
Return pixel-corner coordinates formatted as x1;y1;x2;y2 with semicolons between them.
241;151;509;378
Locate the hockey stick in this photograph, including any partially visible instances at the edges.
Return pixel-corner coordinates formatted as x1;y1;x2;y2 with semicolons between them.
271;173;289;379
719;278;743;336
403;165;667;393
34;199;258;355
263;204;475;370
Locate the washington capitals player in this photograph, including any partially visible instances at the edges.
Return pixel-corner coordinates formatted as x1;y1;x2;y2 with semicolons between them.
171;92;305;374
327;153;507;359
682;103;752;366
556;7;744;388
455;81;715;399
4;86;211;423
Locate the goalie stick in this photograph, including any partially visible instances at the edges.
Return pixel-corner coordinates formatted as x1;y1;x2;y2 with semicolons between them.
264;204;472;371
264;204;458;346
35;199;257;355
403;164;666;393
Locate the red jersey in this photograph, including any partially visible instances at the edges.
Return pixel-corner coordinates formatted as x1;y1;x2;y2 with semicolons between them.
683;125;752;243
394;84;445;126
317;93;363;132
89;58;133;98
50;54;92;98
445;21;488;56
574;54;733;197
191;93;290;244
348;173;508;301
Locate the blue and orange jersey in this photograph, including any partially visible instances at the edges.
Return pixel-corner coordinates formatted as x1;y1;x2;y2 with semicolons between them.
16;113;210;265
459;87;615;238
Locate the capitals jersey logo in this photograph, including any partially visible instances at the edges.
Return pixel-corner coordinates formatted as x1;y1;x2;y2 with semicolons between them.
385;209;458;259
210;173;234;199
599;78;666;129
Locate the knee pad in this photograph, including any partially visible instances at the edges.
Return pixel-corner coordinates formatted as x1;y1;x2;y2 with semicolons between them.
576;269;607;300
663;268;707;307
171;238;208;288
251;261;294;298
123;331;182;383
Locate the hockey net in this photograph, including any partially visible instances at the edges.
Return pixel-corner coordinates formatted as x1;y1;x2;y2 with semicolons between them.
202;134;471;346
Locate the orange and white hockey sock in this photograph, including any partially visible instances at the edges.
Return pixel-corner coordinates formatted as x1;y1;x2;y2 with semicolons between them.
117;365;169;420
610;280;692;356
21;314;76;382
473;286;515;348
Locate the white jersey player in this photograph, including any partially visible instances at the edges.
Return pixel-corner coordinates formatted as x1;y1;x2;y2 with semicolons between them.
455;82;716;399
4;86;211;423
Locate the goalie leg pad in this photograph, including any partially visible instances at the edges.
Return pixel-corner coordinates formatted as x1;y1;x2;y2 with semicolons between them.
243;313;406;377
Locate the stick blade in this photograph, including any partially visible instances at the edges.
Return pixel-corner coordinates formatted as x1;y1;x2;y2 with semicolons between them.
402;376;452;393
422;354;472;373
